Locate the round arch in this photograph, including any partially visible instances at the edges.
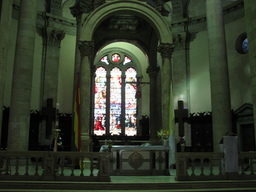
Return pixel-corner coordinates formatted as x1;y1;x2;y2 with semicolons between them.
80;0;172;43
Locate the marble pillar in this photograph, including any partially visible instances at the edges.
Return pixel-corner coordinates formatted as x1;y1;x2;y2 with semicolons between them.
0;0;13;146
206;0;232;152
244;0;256;148
7;0;37;151
157;43;175;133
78;41;94;153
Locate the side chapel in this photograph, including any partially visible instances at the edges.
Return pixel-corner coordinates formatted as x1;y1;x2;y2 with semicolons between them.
0;0;256;166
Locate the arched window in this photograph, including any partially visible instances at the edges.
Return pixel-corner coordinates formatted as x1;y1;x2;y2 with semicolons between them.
93;53;138;136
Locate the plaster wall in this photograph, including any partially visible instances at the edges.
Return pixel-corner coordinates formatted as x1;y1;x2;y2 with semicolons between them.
58;34;76;113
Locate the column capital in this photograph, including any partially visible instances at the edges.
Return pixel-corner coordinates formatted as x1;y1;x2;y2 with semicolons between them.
78;41;94;57
43;29;65;47
157;43;175;58
146;66;160;78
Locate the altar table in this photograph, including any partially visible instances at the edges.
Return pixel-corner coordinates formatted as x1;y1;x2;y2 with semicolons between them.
100;145;170;176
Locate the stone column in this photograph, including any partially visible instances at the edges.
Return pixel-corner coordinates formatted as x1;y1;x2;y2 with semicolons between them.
0;0;13;145
78;41;94;153
70;3;86;99
70;1;92;151
206;0;232;152
158;43;175;133
7;0;37;151
244;0;256;148
41;28;65;142
146;66;160;144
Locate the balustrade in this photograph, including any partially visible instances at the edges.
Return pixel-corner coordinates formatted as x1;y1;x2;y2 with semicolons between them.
176;152;256;181
0;151;110;182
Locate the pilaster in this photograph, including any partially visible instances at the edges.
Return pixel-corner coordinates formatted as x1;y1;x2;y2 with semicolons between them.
172;33;189;106
41;28;65;142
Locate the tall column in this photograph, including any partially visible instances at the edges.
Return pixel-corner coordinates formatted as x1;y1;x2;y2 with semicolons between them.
244;0;256;148
70;0;92;151
7;0;37;151
0;0;13;145
78;41;94;153
41;28;65;142
158;43;175;133
146;66;160;144
206;0;232;152
70;2;86;101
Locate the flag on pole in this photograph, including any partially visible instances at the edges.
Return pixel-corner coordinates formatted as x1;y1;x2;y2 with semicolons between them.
74;75;81;152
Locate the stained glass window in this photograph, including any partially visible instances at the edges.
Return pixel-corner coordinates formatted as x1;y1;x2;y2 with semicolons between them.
93;54;137;136
123;56;131;65
100;56;109;65
242;38;248;53
94;67;107;135
111;53;121;62
110;67;122;135
125;68;137;136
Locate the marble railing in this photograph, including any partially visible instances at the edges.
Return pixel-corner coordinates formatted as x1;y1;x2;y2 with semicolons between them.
176;152;256;181
0;151;111;182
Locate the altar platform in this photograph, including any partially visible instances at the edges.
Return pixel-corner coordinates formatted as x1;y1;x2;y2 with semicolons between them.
100;145;170;176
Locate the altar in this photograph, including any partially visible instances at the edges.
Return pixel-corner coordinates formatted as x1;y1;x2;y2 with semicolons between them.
100;145;170;176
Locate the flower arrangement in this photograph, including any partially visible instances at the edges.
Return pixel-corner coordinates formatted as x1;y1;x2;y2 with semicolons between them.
157;129;171;140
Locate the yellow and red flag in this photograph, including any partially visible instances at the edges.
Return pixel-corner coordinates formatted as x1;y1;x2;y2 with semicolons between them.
74;75;81;152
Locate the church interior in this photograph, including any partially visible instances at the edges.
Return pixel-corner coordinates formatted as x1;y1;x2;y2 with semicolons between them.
1;0;256;191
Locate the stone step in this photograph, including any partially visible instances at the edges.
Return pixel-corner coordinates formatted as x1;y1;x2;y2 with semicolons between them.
0;179;256;191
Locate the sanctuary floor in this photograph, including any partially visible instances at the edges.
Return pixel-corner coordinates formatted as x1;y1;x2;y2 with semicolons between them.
1;169;256;192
